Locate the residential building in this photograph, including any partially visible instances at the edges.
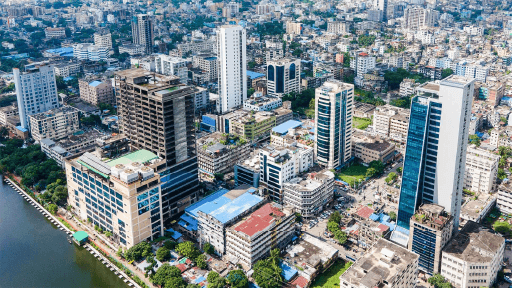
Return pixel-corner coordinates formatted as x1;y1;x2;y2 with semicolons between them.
376;0;388;21
353;135;395;164
403;7;436;30
193;54;218;82
53;60;81;78
243;94;282;112
45;27;66;39
13;64;60;129
283;169;335;218
197;132;252;178
66;150;165;248
475;82;504;107
226;203;295;270
79;79;115;106
115;69;199;223
221;110;277;141
441;221;504;288
463;25;484;36
397;76;475;230
373;105;410;143
352;53;376;77
132;14;154;54
194;87;209;110
464;145;500;194
260;144;314;203
399;79;418;97
286;22;302;35
0;104;18;126
155;55;188;85
327;21;350;35
409;204;454;275
267;58;301;97
314;80;354;169
460;194;496;225
217;25;247;114
29;106;80;141
340;238;419;288
94;32;113;49
185;185;264;255
234;152;260;188
119;44;146;56
497;182;512;214
177;40;216;56
353;102;375;118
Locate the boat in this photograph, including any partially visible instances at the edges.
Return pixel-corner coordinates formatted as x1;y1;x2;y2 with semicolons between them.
68;239;72;244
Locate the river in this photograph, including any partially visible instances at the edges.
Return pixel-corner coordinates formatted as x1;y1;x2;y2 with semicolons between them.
0;177;128;288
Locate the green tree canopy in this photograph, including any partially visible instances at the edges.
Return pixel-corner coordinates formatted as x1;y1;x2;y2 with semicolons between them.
203;242;214;255
152;264;182;286
227;269;248;288
176;241;200;258
253;259;283;288
125;241;152;262
156;247;171;262
195;254;207;269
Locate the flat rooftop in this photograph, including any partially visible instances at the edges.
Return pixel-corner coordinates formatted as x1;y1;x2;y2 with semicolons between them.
106;149;159;167
340;238;419;288
272;120;302;135
442;221;504;263
231;203;288;237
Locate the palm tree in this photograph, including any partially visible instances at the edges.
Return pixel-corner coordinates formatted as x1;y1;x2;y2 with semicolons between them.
269;248;280;267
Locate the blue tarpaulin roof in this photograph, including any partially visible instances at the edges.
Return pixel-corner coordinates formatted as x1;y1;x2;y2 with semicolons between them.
179;214;198;231
89;80;102;87
185;188;231;218
193;276;206;284
279;262;298;282
166;228;182;240
247;70;265;80
272;120;303;135
369;213;379;221
209;192;264;224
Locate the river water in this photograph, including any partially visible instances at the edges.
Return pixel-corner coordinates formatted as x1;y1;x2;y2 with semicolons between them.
0;177;128;288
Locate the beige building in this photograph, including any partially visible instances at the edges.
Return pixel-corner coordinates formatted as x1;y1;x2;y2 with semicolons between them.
29;106;80;141
340;238;419;288
79;79;115;106
464;145;500;194
286;21;302;35
373;104;410;143
0;104;18;126
497;182;512;214
441;221;504;288
66;150;164;248
353;134;395;164
226;202;295;270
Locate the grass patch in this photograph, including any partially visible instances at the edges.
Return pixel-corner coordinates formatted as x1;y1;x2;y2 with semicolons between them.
58;218;76;232
311;260;353;288
336;164;368;186
352;117;372;130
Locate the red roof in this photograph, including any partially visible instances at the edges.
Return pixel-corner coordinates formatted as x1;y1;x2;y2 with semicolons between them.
176;264;187;272
359;52;369;56
377;224;389;233
356;206;374;219
234;203;286;237
290;276;309;288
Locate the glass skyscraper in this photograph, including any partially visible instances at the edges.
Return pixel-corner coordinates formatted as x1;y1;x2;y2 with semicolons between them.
397;76;475;230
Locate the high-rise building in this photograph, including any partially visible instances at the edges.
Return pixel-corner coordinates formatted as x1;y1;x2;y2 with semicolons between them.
285;21;302;35
94;32;113;49
115;69;199;224
266;58;301;97
375;0;388;21
29;106;80;141
327;21;350;35
131;14;154;55
464;145;500;194
78;79;115;106
403;7;436;30
13;64;60;130
154;54;188;85
397;76;475;230
217;25;247;114
314;80;354;169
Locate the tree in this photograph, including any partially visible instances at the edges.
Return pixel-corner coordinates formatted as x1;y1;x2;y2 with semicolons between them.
396;167;403;175
203;242;214;255
366;167;377;178
145;255;157;277
195;254;207;269
208;277;227;288
493;221;511;235
165;277;187;288
428;273;452;288
55;76;67;90
156;247;171;262
207;271;220;283
164;240;177;250
385;172;397;184
124;241;152;262
47;203;58;215
369;160;384;175
389;211;397;221
117;247;124;258
253;259;283;288
152;264;182;286
105;231;113;238
329;211;342;224
441;68;453;79
334;230;347;244
469;134;481;146
498;168;507;180
227;270;248;288
269;248;280;267
327;221;340;233
176;241;200;259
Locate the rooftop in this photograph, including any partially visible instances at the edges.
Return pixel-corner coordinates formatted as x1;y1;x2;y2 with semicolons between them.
442;221;504;263
231;202;289;237
340;238;419;288
272;120;302;136
30;106;78;120
106;150;159;167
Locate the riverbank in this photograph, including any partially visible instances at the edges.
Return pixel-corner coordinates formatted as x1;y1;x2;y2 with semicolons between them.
3;176;143;288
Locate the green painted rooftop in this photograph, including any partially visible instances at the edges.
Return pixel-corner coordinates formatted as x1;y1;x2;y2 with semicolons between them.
73;231;89;242
106;149;159;167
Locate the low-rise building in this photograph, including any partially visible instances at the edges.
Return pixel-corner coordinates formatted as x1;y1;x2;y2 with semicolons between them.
234;152;260;188
441;221;504;288
497;182;512;214
409;204;454;275
243;94;282;112
340;238;419;288
79;79;115;106
66;149;165;248
464;145;500;194
29;106;80;141
353;135;395;164
229;111;276;141
353;102;375;118
0;104;18;126
373;105;410;143
460;194;496;225
197;132;252;178
45;27;66;39
283;169;334;218
53;60;81;78
226;202;295;270
119;44;146;56
399;78;418;97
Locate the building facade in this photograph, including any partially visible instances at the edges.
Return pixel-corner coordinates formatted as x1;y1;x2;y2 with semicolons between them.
397;76;475;230
217;25;247;114
464;145;500;194
13;64;60;129
132;14;154;55
267;58;301;97
29;106;80;141
155;55;188;85
314;80;354;169
79;79;115;106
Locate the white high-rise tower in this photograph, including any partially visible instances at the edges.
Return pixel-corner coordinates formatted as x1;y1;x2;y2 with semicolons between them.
217;25;247;114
